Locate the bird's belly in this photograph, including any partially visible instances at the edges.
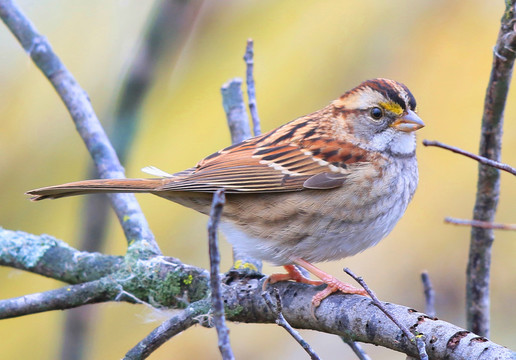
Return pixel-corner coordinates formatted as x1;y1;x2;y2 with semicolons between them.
221;160;417;265
221;198;405;265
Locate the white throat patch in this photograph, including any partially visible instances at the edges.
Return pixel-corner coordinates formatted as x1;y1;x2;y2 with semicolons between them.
389;133;416;155
368;129;416;155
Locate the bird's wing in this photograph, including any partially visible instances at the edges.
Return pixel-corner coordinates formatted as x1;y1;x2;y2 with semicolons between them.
157;123;371;194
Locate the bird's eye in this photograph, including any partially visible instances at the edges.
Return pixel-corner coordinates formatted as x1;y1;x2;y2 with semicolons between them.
370;107;383;120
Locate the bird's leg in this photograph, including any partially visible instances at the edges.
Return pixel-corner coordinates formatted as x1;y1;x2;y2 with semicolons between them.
266;264;323;287
293;258;368;307
263;265;322;293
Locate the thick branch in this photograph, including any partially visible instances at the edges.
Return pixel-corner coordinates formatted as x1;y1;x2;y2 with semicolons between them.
0;227;122;283
0;278;120;319
223;278;515;360
0;228;210;310
467;1;516;337
1;227;514;358
0;0;159;255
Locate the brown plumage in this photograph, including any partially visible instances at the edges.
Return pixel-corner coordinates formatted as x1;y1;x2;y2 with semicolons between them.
27;78;425;307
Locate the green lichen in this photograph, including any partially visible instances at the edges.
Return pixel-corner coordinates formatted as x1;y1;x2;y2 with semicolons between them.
118;256;209;309
225;304;244;318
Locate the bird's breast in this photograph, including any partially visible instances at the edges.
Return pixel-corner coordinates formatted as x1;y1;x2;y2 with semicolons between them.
221;156;419;265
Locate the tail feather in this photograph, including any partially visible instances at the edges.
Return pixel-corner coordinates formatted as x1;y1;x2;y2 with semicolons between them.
26;178;165;201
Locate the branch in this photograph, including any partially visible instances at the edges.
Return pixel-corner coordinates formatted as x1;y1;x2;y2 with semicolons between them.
2;227;515;358
124;299;210;360
223;279;514;360
421;271;436;318
63;2;204;358
422;140;516;176
344;268;428;360
262;288;320;360
208;190;235;360
221;78;253;144
445;217;516;231
0;278;120;319
0;227;123;283
243;38;261;136
0;0;160;256
467;0;516;337
340;338;371;360
0;228;210;311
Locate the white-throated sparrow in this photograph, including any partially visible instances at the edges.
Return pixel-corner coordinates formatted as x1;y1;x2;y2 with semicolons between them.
27;78;424;306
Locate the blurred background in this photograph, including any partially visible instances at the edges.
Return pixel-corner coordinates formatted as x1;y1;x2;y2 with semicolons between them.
1;0;515;359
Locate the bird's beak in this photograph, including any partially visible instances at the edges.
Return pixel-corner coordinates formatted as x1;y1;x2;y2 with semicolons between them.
391;110;425;132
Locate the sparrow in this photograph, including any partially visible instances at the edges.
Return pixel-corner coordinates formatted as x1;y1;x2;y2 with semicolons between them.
27;78;424;307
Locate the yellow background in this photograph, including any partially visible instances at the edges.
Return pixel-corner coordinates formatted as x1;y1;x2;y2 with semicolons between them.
1;0;515;359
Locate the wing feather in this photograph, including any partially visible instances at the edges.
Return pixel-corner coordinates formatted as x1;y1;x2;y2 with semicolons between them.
158;112;372;193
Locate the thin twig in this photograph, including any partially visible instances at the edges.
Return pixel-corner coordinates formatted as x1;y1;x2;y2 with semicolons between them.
262;288;321;360
123;300;209;360
243;38;261;136
344;268;428;360
420;272;436;318
445;216;516;231
466;0;516;337
0;0;160;255
208;189;235;360
422;140;516;176
341;337;371;360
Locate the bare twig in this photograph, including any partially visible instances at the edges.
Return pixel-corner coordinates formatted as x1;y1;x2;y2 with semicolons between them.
445;216;516;231
221;78;252;144
422;140;516;176
420;271;436;318
208;189;235;360
344;268;429;360
124;300;209;360
262;288;321;360
243;38;261;136
341;337;371;360
466;1;516;337
0;0;160;255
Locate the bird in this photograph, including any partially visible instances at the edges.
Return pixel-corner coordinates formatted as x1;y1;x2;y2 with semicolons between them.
27;78;424;308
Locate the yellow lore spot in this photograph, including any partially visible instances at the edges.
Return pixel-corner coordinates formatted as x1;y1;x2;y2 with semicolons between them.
380;101;403;116
123;215;130;222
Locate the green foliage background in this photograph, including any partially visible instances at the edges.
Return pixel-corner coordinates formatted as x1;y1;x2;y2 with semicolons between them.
1;0;515;359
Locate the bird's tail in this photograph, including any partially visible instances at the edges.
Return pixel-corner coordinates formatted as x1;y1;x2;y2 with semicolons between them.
26;178;165;201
